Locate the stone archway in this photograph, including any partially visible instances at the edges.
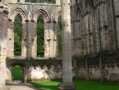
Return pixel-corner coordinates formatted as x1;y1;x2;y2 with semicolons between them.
32;9;51;58
6;63;26;84
11;65;24;83
7;8;28;58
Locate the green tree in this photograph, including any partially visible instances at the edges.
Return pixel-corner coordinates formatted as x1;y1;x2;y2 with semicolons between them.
14;14;22;56
37;16;44;57
14;1;62;57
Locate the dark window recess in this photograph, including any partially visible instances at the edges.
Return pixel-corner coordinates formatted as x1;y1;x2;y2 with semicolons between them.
17;0;20;2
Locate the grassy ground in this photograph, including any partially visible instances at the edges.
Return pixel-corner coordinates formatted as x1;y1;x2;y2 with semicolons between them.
32;80;119;90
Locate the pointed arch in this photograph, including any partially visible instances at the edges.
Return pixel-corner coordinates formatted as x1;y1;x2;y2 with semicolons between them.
9;8;28;22
55;11;61;22
33;9;49;22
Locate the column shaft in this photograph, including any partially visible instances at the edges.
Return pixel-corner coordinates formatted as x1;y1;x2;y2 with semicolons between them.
44;22;50;58
26;21;32;59
7;20;14;58
0;12;8;87
22;21;27;58
60;0;75;89
31;21;37;58
48;21;54;58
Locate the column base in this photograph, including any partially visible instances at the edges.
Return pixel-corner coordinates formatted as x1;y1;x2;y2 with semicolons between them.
0;86;10;90
58;84;76;90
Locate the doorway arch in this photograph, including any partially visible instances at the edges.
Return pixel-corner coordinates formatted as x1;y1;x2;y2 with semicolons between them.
11;65;24;82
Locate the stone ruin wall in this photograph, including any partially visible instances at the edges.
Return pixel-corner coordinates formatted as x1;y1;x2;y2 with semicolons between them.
71;0;119;81
1;0;119;86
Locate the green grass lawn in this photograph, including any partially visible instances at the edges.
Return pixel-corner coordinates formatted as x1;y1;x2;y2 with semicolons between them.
32;80;119;90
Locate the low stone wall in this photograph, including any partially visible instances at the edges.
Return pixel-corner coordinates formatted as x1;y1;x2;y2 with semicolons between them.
74;52;119;81
6;55;119;81
27;64;62;80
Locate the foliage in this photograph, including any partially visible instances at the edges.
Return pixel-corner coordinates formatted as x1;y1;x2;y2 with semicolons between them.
14;0;62;57
14;14;22;56
37;16;44;57
32;80;119;90
12;65;23;81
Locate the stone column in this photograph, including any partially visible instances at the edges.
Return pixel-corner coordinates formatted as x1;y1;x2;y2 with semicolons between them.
59;0;75;90
31;21;37;58
0;10;8;88
26;20;32;59
22;21;27;58
48;20;55;58
7;19;14;58
44;21;50;58
53;21;58;57
26;20;37;59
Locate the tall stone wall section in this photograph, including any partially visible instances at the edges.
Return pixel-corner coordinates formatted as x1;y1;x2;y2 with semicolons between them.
71;0;119;81
6;2;61;59
0;2;9;89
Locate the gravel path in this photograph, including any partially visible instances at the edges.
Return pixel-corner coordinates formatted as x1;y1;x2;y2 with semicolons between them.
8;84;38;90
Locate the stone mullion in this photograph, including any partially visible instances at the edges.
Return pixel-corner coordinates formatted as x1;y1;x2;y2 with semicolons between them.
107;0;112;50
104;1;110;50
89;13;94;54
53;21;58;57
77;20;81;55
22;21;27;58
75;21;78;54
102;2;108;50
85;15;90;54
7;20;14;58
80;19;84;55
44;21;50;58
48;21;54;58
92;8;98;53
31;21;37;58
26;21;33;59
99;4;105;51
50;21;54;58
107;0;116;50
82;18;86;55
88;13;93;54
80;19;83;55
74;22;77;55
96;8;100;53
